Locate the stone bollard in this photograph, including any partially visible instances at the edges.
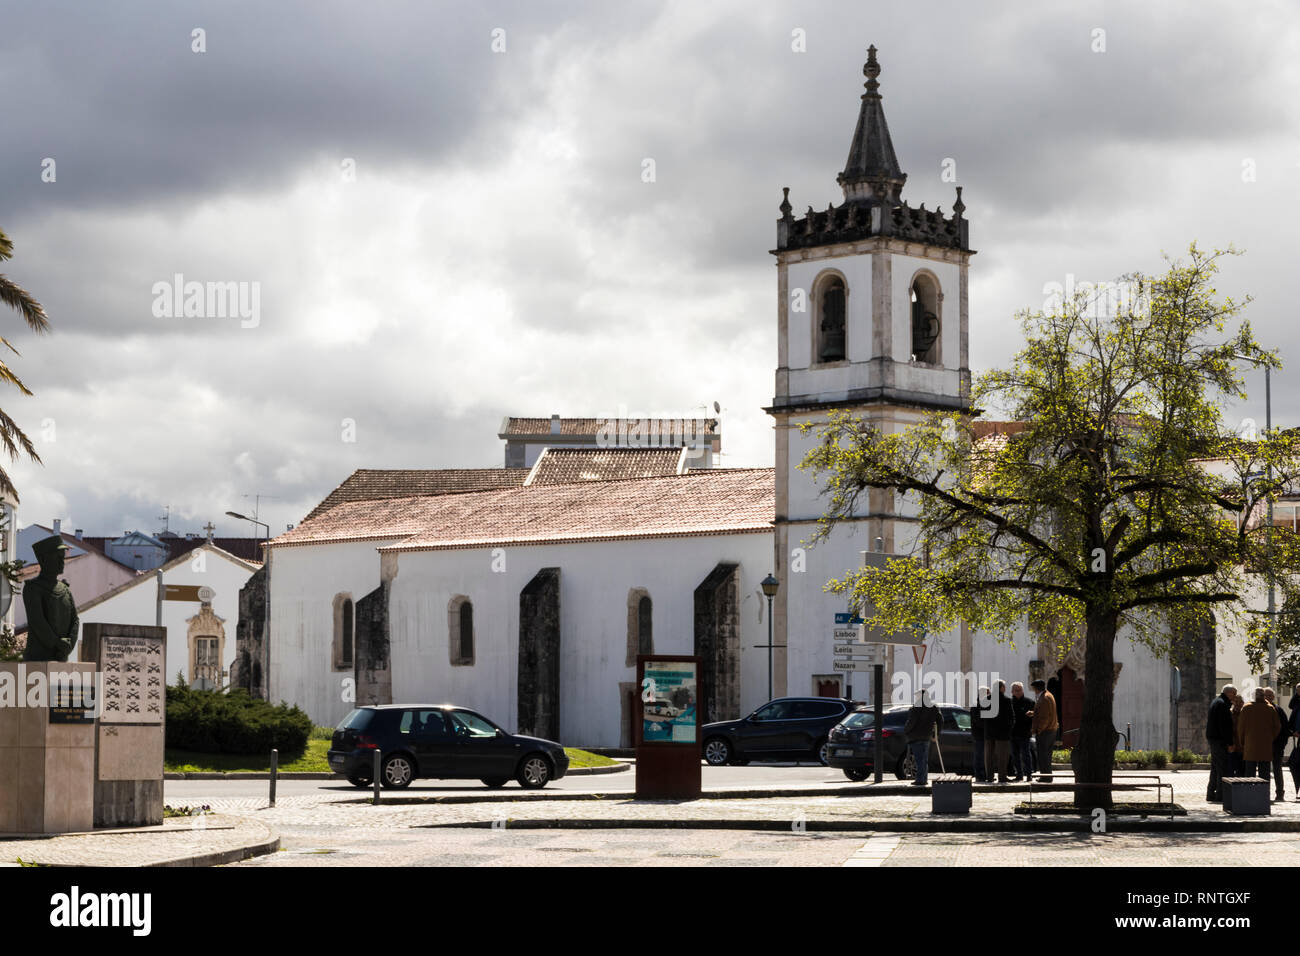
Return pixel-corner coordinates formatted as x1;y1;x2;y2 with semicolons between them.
372;750;382;805
269;749;278;808
932;774;973;814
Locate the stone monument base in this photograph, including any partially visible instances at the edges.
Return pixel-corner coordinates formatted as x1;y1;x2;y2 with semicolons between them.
0;662;96;834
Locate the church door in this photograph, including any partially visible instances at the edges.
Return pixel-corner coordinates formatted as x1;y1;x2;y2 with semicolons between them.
1057;667;1085;748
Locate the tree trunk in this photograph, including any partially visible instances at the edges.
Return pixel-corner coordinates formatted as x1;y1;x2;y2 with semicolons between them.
1074;605;1118;809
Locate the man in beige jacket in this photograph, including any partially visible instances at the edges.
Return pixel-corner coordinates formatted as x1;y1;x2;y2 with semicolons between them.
1030;679;1059;782
1237;688;1279;780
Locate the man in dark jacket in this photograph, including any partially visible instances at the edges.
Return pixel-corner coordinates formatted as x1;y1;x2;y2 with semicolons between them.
1205;685;1237;802
970;687;988;782
1009;682;1034;781
1264;688;1289;801
903;691;942;786
982;681;1014;784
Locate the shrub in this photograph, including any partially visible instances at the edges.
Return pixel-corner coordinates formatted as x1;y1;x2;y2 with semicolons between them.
166;685;311;757
1173;748;1200;764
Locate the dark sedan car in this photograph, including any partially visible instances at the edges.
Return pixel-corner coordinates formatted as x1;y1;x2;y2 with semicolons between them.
826;703;973;780
328;704;569;789
700;697;858;766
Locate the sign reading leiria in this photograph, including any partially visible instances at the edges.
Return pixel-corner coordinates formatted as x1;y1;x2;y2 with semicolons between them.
0;666;103;718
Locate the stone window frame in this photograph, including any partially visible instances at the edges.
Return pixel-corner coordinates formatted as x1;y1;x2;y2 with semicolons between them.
332;592;354;672
187;604;226;689
810;268;850;367
908;268;943;366
625;588;653;667
449;594;475;666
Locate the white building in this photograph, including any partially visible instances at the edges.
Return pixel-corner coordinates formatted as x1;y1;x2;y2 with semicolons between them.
73;541;260;689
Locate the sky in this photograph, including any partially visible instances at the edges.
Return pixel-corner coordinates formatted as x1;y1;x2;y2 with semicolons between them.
1;0;1298;540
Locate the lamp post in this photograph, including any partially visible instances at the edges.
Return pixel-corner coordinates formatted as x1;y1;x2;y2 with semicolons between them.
760;574;780;703
225;510;270;546
227;510;271;699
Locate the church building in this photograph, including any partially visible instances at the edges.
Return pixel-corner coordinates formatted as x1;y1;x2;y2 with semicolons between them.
237;47;1216;753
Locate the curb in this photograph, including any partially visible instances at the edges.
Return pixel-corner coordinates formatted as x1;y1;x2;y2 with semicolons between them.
153;825;281;867
419;816;1300;834
164;763;629;781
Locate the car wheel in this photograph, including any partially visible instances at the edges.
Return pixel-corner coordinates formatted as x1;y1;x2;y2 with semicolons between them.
381;753;414;789
703;737;731;766
895;750;916;781
346;774;373;789
481;778;509;789
814;738;829;766
843;767;869;782
517;754;552;789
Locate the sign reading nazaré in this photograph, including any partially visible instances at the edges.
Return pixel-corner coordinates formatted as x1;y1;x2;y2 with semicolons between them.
99;635;165;724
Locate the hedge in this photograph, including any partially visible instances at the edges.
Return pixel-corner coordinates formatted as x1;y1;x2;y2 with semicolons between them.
166;685;312;757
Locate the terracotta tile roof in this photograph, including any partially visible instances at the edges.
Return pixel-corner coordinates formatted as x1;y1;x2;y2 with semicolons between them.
269;468;774;552
524;447;685;486
500;416;719;439
304;468;528;521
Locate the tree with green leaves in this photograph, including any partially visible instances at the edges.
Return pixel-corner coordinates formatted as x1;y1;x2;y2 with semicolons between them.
0;227;50;500
802;245;1300;808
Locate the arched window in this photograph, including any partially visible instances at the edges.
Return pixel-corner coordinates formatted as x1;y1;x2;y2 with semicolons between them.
626;588;653;666
910;273;941;363
816;274;847;363
449;595;475;666
332;593;354;671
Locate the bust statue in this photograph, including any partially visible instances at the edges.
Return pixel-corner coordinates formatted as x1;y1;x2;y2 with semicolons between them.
22;534;79;662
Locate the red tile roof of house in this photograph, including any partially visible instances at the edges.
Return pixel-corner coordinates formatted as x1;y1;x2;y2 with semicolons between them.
524;447;686;485
269;468;774;552
304;468;528;521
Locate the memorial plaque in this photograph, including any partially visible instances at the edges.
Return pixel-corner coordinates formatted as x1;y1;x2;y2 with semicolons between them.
98;635;164;725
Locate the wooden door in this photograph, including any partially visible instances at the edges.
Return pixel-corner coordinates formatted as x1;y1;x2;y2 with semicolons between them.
1058;666;1084;747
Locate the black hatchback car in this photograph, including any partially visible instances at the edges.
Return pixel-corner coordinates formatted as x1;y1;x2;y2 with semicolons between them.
328;704;569;789
700;697;858;766
826;703;973;780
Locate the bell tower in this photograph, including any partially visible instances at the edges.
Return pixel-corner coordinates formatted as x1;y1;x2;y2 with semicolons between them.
767;45;974;699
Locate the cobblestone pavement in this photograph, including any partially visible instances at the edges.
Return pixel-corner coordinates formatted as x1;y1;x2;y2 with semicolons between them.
0;815;276;867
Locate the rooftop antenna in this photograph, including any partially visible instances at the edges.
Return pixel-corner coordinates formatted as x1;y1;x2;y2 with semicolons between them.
157;505;171;535
239;493;281;523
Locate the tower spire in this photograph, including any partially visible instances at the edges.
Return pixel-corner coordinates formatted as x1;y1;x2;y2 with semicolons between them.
837;44;906;204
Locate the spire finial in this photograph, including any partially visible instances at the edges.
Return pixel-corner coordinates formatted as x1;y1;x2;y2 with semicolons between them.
863;45;881;95
779;186;792;220
953;185;965;218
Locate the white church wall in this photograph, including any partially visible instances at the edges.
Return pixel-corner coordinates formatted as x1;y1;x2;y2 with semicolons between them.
267;539;397;727
378;531;773;747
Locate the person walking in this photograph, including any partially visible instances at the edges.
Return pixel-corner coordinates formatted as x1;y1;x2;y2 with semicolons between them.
971;686;988;782
1205;684;1236;802
983;680;1013;785
903;690;942;787
1288;684;1300;800
1009;682;1034;781
1030;679;1058;782
1237;688;1277;780
1264;688;1289;801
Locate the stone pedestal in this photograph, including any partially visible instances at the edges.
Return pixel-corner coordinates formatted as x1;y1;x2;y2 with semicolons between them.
1222;777;1270;816
81;624;166;828
0;662;96;834
932;774;973;814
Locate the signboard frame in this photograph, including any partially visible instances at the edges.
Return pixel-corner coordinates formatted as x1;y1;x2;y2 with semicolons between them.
634;654;702;799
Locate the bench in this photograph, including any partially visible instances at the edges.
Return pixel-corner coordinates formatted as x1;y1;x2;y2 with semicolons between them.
1025;772;1175;818
932;774;973;814
1221;777;1270;816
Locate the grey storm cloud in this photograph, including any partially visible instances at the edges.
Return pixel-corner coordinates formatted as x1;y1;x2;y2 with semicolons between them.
0;0;1297;537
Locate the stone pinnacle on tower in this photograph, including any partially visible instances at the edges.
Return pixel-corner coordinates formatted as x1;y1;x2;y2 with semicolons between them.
837;45;907;205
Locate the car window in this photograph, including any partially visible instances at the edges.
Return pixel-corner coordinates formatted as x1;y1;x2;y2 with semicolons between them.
336;709;371;730
950;709;971;731
754;701;792;721
449;710;499;738
797;700;843;718
843;712;874;729
398;710;450;737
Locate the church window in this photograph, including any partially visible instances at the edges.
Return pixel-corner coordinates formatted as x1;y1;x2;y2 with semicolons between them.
332;593;354;671
910;273;941;363
626;588;653;666
815;274;847;363
449;595;475;666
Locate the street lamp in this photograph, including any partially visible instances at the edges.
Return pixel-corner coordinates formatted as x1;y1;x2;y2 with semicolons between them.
1239;361;1277;687
760;574;779;702
226;510;270;560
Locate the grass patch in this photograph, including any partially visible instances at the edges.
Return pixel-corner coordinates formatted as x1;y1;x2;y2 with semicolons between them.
166;738;332;773
564;748;619;769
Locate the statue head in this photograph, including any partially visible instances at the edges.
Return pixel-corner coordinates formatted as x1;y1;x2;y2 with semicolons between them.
31;534;69;576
